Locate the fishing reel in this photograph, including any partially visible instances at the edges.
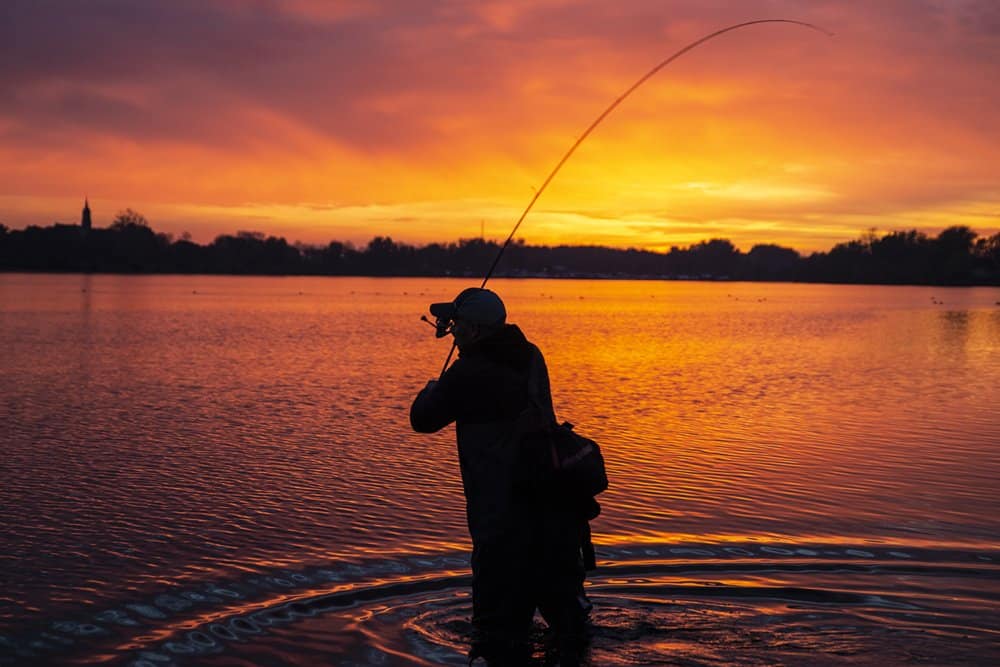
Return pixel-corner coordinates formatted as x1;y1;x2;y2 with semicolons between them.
421;314;454;338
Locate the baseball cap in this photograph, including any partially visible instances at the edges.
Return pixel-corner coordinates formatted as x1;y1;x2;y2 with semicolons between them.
429;287;506;327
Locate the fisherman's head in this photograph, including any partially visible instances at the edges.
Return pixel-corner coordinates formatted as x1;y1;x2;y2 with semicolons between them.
429;287;506;347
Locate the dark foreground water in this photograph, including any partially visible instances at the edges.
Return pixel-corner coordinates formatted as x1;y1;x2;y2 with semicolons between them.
1;274;999;666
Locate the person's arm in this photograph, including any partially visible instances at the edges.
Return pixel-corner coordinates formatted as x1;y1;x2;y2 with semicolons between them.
410;378;458;433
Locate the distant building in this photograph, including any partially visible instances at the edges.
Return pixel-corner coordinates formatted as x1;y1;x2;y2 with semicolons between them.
81;198;92;231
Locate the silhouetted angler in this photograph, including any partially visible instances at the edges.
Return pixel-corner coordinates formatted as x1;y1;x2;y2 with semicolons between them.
411;288;591;666
81;198;92;231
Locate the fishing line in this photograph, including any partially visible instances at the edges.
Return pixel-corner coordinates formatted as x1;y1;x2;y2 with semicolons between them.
436;19;832;377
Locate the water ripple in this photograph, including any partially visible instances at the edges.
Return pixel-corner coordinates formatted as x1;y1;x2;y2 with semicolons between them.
1;543;997;665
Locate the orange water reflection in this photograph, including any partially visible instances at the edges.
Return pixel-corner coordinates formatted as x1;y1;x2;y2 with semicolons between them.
1;274;998;631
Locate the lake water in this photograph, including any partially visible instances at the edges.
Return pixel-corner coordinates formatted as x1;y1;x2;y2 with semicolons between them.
1;273;999;666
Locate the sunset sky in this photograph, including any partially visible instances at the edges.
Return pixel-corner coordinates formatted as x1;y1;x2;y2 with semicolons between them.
2;0;998;252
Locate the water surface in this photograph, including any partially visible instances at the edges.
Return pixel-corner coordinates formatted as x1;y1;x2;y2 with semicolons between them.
2;274;998;665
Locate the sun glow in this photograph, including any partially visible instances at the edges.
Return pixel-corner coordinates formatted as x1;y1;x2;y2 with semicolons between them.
2;2;998;252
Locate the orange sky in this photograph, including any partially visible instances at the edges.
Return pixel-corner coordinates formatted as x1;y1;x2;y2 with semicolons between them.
1;0;998;252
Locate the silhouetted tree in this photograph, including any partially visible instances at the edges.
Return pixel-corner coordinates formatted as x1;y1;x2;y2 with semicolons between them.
745;244;800;280
365;236;415;275
208;231;301;274
933;225;977;284
974;233;1000;273
868;230;932;283
167;238;206;273
1;215;998;285
110;208;150;230
688;239;739;277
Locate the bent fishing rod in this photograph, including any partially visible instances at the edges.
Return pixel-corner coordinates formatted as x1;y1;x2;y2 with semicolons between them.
431;19;832;378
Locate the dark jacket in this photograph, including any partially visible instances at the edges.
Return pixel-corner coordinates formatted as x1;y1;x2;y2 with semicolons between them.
410;324;555;542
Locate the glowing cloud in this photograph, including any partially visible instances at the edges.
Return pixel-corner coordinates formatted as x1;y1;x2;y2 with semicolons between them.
1;0;997;251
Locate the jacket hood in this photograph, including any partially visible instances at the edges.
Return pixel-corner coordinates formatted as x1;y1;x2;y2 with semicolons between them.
460;324;534;371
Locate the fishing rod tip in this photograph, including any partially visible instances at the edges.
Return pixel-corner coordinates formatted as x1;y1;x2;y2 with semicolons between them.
803;20;835;37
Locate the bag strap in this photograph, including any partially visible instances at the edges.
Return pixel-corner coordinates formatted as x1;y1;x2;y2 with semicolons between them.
525;346;558;431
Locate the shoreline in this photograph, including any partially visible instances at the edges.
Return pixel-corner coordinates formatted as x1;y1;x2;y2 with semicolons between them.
3;269;1000;289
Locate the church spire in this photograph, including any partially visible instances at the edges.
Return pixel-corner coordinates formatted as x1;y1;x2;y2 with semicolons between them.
81;197;92;231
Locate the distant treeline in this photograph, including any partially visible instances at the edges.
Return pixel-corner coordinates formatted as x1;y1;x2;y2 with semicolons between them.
2;210;999;285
